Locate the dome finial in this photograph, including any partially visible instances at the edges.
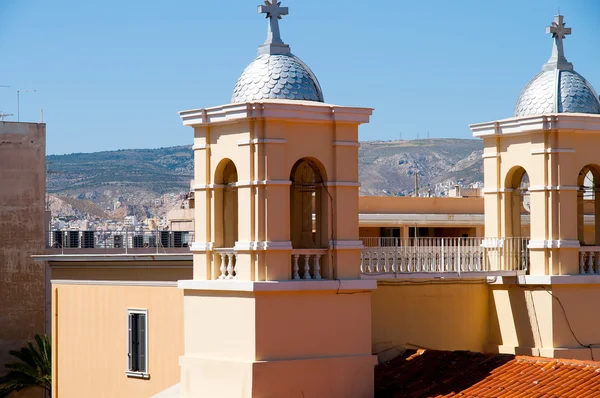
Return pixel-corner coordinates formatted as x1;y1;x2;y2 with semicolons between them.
257;1;291;56
543;14;573;71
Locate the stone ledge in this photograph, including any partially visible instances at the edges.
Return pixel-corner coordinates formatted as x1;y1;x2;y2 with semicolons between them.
178;279;377;292
490;274;600;285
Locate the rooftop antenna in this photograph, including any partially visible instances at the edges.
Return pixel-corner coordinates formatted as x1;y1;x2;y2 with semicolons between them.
0;112;14;121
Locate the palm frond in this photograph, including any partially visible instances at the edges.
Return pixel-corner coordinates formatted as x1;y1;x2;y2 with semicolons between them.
0;334;51;396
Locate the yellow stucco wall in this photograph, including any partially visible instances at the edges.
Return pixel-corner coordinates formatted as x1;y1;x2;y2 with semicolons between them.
52;284;184;398
371;281;490;355
359;196;484;214
180;287;375;398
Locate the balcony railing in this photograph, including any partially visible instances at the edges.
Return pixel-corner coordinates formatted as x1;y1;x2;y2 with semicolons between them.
46;230;194;252
291;249;328;280
215;248;237;279
579;247;600;274
360;237;529;275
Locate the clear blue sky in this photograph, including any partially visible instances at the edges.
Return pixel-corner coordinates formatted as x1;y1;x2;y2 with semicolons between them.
1;0;599;155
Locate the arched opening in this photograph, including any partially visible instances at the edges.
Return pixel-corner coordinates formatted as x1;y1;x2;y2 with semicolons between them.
577;165;600;246
505;167;530;238
290;158;327;249
215;159;238;248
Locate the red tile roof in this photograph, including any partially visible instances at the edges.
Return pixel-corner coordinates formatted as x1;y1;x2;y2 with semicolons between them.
375;349;600;397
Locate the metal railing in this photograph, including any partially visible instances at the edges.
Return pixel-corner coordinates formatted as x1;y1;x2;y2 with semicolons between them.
46;230;194;251
360;237;529;274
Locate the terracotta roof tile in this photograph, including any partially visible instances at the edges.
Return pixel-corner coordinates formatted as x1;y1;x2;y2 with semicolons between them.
375;350;600;398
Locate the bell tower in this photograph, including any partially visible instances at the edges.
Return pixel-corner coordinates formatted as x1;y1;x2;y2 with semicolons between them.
177;2;377;396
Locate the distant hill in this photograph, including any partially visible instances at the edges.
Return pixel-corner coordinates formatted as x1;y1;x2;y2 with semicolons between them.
46;139;484;218
358;139;483;196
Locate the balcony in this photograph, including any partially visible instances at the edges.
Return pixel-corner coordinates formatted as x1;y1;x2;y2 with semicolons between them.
45;230;194;254
360;237;529;278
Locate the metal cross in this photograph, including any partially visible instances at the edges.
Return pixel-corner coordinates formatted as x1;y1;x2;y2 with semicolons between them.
546;14;571;64
258;0;288;45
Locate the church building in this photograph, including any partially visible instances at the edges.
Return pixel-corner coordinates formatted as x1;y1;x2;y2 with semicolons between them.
42;4;600;398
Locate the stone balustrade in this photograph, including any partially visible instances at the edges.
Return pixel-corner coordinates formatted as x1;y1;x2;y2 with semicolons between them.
360;237;529;275
291;249;328;280
579;247;600;274
215;249;237;280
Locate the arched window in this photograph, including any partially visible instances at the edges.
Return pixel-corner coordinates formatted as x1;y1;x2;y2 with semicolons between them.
215;159;238;248
505;167;530;237
290;159;327;249
577;165;600;246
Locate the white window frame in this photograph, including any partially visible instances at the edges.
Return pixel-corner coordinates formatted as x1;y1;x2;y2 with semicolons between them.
125;308;149;379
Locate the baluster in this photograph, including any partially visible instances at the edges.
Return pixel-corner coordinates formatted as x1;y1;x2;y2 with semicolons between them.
303;255;312;279
588;251;594;274
594;252;599;274
218;253;227;279
367;252;373;273
314;254;322;280
375;252;381;273
226;254;234;279
360;251;365;273
293;254;301;279
398;247;404;272
383;251;389;272
580;252;586;274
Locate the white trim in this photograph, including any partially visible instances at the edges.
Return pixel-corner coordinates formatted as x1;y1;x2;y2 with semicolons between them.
51;280;178;287
233;241;293;251
528;185;579;192
333;141;360;147
190;241;213;252
527;239;580;249
470;114;600;138
192;143;209;150
482;188;515;194
324;181;361;187
125;371;150;379
34;254;192;262
193;184;225;191
235;180;291;187
482;153;499;159
179;100;373;126
490;275;600;285
237;138;286;146
127;308;149;377
178;279;377;292
329;240;364;250
530;148;575;154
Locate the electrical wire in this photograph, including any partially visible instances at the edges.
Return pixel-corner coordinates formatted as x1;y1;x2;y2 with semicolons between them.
514;277;600;361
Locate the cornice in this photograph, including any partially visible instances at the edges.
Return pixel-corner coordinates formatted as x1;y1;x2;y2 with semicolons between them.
470;113;600;138
179;100;373;127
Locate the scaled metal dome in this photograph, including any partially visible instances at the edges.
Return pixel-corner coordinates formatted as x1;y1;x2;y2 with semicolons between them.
231;54;323;103
515;70;600;116
231;0;324;104
514;15;600;117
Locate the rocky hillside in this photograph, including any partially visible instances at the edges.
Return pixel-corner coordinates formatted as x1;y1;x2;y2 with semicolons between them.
47;139;484;218
358;139;483;196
